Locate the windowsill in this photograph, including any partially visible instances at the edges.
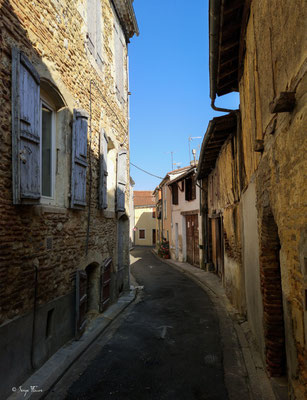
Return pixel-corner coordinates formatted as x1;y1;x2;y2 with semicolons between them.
103;210;116;219
33;205;67;215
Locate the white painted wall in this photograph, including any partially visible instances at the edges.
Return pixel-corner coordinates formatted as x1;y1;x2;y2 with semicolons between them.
169;177;200;262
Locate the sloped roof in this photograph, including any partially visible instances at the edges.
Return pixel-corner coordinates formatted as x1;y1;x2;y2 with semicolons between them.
209;0;246;100
113;0;139;40
196;112;237;179
134;191;155;207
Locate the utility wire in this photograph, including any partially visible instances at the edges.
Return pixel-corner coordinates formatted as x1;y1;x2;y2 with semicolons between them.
130;162;164;179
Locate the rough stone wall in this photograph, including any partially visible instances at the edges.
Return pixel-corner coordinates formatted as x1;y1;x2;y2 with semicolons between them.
0;0;130;324
240;0;307;397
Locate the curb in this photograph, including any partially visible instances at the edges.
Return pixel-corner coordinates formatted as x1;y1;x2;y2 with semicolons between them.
7;290;138;400
151;249;277;400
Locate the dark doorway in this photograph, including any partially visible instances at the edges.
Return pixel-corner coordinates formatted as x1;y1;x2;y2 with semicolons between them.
210;215;224;278
152;229;156;245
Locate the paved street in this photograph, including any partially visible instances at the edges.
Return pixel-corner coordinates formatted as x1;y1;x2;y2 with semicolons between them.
47;247;229;400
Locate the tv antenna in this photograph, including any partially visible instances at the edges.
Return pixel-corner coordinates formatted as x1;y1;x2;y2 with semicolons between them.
188;136;202;161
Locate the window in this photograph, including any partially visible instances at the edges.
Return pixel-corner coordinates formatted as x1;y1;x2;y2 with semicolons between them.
171;183;178;205
12;48;86;208
152;209;156;218
41;101;55;198
139;229;145;239
87;0;104;71
185;176;196;201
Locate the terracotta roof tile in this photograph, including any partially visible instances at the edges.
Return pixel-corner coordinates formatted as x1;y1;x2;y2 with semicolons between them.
134;191;156;206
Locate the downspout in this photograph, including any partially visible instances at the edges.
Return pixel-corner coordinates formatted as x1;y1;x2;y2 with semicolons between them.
30;265;38;369
86;80;93;255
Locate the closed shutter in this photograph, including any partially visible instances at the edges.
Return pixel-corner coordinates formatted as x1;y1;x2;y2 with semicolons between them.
99;258;112;312
191;176;196;200
75;270;87;339
12;48;41;204
116;149;127;212
87;0;96;55
71;109;88;209
99;129;108;209
114;20;124;103
96;0;103;70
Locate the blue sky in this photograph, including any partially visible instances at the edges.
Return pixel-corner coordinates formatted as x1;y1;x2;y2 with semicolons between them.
128;0;239;191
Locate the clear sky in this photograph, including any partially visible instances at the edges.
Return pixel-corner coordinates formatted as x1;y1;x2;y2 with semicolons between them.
128;0;239;191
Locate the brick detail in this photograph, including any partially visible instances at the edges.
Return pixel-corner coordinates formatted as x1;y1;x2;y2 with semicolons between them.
259;210;286;376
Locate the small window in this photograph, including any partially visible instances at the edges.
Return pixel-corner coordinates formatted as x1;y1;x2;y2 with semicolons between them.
171;183;178;205
152;209;156;218
139;229;145;239
185;177;196;201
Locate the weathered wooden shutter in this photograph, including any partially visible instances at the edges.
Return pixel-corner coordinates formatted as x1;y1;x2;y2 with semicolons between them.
75;270;87;339
71;109;88;209
99;258;112;312
12;48;41;204
87;0;96;55
114;20;124;103
116;150;127;211
99;129;108;209
96;0;103;70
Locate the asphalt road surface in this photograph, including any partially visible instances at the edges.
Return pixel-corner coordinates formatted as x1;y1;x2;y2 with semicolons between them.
47;247;229;400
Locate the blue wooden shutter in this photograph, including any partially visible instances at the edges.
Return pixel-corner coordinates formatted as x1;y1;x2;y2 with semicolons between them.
12;48;41;204
71;109;88;209
114;20;124;103
99;129;108;209
116;150;127;212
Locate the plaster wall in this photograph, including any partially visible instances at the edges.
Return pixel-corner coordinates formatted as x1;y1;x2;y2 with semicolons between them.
134;206;156;246
170;182;200;262
241;180;265;359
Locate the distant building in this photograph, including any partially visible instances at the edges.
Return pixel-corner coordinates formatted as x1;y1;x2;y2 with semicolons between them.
168;166;200;266
133;191;156;246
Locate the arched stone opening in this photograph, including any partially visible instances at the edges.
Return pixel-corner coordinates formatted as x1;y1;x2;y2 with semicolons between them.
259;208;286;376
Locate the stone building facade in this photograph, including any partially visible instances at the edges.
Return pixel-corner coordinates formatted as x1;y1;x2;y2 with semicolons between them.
197;1;306;398
0;0;138;397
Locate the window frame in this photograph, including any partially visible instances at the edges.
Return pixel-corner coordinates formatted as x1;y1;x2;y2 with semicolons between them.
40;98;56;202
139;229;146;240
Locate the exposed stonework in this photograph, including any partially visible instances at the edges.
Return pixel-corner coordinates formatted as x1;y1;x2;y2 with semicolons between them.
0;0;137;397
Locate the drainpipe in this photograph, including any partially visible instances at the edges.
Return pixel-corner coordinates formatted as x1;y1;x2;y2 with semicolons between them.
30;265;38;369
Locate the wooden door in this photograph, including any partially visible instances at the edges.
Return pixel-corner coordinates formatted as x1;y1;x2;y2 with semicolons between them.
186;214;199;266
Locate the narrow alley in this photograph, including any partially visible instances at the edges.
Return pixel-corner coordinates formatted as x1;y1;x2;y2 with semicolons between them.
46;247;233;400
